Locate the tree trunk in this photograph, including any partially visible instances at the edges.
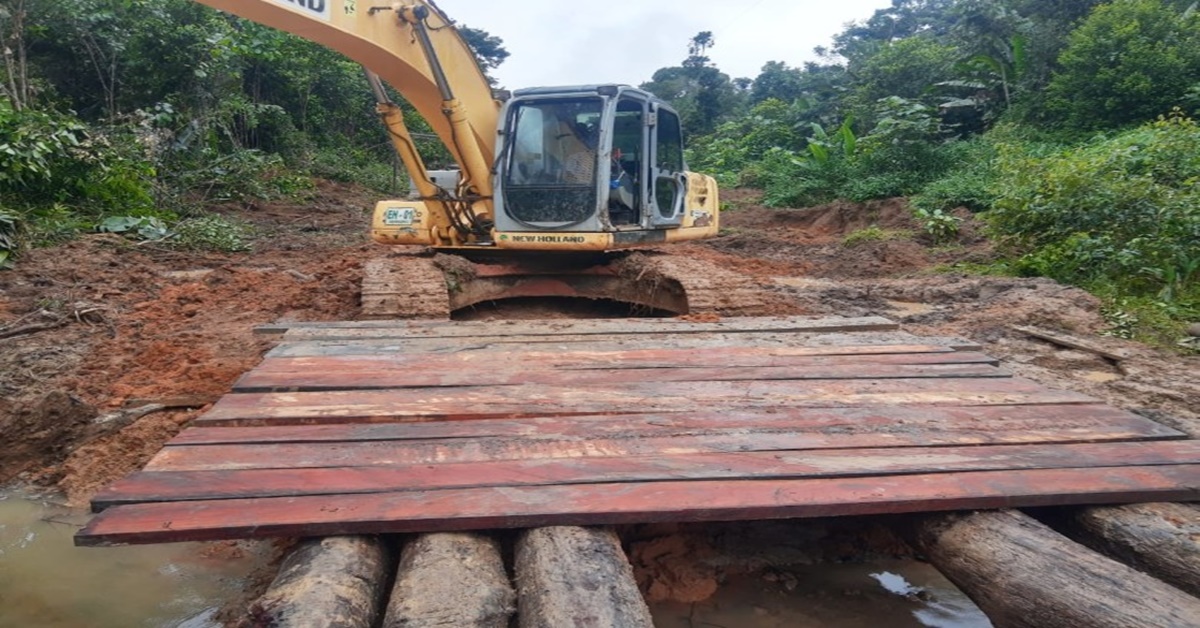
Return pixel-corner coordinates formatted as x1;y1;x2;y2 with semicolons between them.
382;532;514;628
515;526;654;628
1070;502;1200;598
909;509;1200;628
247;536;390;628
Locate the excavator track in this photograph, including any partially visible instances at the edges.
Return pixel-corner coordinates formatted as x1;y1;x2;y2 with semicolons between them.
361;255;452;319
360;251;770;319
632;253;770;316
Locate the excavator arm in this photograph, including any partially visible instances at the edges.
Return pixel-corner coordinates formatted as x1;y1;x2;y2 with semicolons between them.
191;0;500;243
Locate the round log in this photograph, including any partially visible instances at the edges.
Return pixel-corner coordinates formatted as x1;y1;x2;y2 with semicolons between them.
383;532;514;627
515;526;653;628
1071;502;1200;598
910;509;1200;628
247;535;390;628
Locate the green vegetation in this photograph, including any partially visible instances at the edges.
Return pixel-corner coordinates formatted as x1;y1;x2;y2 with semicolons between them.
0;0;506;262
842;226;913;247
642;0;1200;348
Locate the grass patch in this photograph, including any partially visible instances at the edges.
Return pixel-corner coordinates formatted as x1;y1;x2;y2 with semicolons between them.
842;225;913;247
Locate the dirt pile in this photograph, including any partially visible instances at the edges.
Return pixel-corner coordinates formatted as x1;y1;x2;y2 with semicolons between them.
0;181;373;497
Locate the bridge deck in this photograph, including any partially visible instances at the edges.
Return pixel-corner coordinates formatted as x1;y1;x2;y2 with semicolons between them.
77;316;1200;546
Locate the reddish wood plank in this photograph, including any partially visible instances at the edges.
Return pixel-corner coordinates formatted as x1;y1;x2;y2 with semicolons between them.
171;404;1173;446
278;316;899;340
147;415;1179;472
197;378;1093;426
94;441;1200;510
266;338;961;358
234;362;1008;393
248;350;995;378
76;465;1200;545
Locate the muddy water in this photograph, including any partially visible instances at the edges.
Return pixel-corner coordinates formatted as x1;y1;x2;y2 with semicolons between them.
651;560;991;628
0;492;260;628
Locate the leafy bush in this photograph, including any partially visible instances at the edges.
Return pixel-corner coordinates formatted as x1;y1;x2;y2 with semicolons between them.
307;145;403;195
912;207;961;243
760;100;964;208
911;138;999;213
98;215;171;241
172;214;254;252
1046;0;1200;131
989;113;1200;302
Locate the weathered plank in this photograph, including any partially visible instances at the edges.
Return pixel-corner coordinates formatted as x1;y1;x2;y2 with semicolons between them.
256;343;969;373
266;332;982;357
76;465;1200;545
196;378;1093;426
94;441;1200;509
172;404;1168;446
247;349;998;377
260;315;897;338
911;509;1200;628
234;361;1009;392
142;423;1190;472
1011;325;1132;362
284;316;899;341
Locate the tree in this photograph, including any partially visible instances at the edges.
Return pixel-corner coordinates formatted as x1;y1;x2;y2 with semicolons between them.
459;26;509;86
834;0;958;60
640;32;741;137
750;61;805;105
0;0;30;110
1046;0;1200;130
846;35;960;126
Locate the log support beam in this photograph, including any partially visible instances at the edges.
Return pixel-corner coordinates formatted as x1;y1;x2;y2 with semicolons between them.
909;509;1200;628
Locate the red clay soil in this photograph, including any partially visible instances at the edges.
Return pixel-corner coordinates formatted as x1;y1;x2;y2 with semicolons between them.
0;181;373;502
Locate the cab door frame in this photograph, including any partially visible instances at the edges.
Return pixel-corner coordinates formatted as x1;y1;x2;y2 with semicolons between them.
648;103;687;228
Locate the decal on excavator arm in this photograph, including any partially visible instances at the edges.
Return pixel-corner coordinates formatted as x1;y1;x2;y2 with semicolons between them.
267;0;330;20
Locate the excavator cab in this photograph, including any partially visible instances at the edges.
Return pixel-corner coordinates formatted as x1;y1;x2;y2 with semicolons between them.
493;85;689;236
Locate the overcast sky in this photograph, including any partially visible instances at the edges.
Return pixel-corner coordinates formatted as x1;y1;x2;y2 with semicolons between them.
434;0;894;89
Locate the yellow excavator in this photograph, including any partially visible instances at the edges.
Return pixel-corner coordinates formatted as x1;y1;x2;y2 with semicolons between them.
193;0;740;318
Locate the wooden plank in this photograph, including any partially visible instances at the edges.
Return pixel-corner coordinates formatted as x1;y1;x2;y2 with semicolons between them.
259;315;897;337
281;317;899;342
259;343;966;371
1011;325;1132;361
246;350;999;379
146;414;1179;472
265;332;973;358
234;362;1009;393
93;441;1200;509
196;378;1095;426
76;465;1200;545
170;404;1179;446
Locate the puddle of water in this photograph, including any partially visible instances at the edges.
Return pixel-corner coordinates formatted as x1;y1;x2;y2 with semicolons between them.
0;492;260;628
650;560;991;628
885;300;937;318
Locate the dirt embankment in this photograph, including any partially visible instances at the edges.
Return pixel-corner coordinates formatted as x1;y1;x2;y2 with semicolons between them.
0;181;372;502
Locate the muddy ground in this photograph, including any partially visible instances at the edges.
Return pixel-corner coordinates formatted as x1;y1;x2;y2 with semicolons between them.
1;185;1197;621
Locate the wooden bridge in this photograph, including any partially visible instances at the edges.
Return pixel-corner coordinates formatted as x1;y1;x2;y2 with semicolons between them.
77;316;1199;545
